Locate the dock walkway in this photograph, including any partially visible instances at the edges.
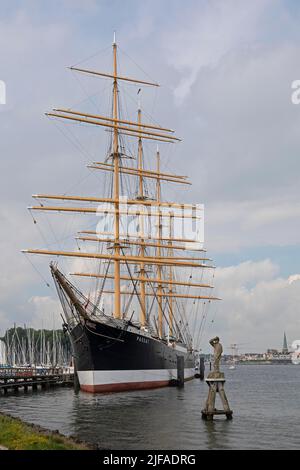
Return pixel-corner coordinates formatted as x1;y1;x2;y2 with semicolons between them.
0;367;74;394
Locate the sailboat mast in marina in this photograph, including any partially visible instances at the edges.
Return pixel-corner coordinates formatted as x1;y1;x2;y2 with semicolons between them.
23;36;219;393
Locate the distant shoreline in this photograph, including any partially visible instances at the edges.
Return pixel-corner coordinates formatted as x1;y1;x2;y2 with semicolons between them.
227;361;292;365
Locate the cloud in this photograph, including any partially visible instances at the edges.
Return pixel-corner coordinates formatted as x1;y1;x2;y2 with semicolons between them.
206;197;300;253
163;0;273;104
28;295;61;330
288;274;300;285
0;205;39;302
215;259;279;287
203;259;300;352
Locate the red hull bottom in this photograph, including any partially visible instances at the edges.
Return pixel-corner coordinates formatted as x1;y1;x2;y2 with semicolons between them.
81;379;170;393
80;376;194;393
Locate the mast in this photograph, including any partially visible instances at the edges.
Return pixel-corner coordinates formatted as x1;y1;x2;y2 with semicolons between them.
112;33;121;319
156;149;163;338
137;101;146;327
168;216;174;338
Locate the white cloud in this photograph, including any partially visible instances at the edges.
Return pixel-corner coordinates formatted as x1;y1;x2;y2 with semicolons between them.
215;259;279;287
288;274;300;285
0;205;40;302
28;295;61;330
203;260;300;352
0;310;12;338
163;0;272;104
206;197;300;253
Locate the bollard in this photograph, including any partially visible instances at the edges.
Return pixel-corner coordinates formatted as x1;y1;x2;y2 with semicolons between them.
199;356;205;380
74;362;80;393
177;355;184;387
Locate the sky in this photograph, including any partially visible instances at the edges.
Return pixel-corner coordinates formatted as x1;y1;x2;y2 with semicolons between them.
1;0;300;353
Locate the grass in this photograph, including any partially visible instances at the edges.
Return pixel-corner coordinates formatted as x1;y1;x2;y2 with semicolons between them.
0;413;90;450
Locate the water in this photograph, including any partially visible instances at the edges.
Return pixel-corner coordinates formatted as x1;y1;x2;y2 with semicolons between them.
0;365;299;449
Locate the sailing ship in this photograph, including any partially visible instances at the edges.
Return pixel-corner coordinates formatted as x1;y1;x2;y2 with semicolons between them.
23;36;218;393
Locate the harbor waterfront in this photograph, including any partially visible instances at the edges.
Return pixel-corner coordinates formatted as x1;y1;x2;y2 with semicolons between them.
0;365;299;450
3;0;300;457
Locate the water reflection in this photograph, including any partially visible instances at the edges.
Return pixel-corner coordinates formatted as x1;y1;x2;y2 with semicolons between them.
202;420;234;450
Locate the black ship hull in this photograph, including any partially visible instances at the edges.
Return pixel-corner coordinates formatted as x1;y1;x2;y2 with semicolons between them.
69;318;195;393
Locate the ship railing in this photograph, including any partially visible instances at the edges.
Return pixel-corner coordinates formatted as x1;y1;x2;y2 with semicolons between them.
92;314;126;329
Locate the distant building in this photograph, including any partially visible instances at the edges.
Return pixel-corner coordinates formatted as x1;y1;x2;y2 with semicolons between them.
282;332;288;354
267;349;279;355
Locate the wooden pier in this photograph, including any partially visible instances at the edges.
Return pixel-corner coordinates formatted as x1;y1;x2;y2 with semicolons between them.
0;368;74;394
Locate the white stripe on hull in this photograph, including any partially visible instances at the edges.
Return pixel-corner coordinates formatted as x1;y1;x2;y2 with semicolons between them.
78;368;195;393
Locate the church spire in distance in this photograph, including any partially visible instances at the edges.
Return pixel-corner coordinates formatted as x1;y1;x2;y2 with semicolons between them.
282;332;288;354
